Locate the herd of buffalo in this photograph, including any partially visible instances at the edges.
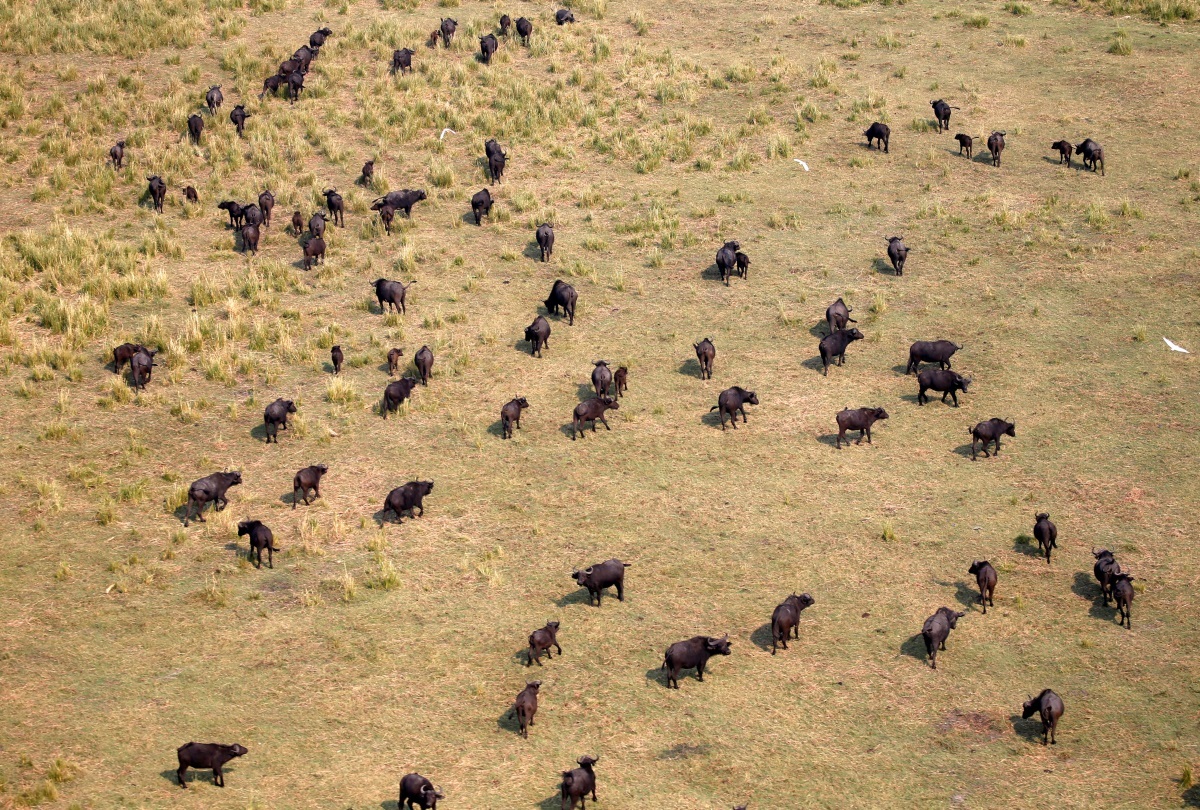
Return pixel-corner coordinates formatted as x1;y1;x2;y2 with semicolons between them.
92;11;1122;806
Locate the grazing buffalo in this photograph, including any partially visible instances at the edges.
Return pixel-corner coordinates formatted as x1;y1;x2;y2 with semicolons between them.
987;131;1006;168
1033;513;1057;564
480;33;498;64
536;223;556;262
864;122;890;152
399;773;444;809
373;189;427;218
694;338;716;379
526;620;562;666
954;133;973;158
440;17;457;46
291;211;304;234
110;140;125;169
572;397;618;440
237;520;277;569
112;343;149;374
906;340;961;374
835;407;888;449
218;200;244;229
715;240;739;285
360;159;374;186
510;680;540;738
382;480;434;523
711;386;758;429
331;345;344;375
471;189;493;225
382;377;419;418
147;176;167;213
377;204;396;235
176;742;246;789
374;278;414;314
1051;140;1073;165
500;396;529;439
310;27;333;49
1092;548;1120;605
969;417;1014;460
303;236;326;270
614;366;628;397
391;48;414;75
662;635;731;689
414;345;433;385
499;14;512;35
734;251;751;279
130;347;157;390
886;235;909;275
516;16;533;44
184;471;242;526
818;327;864;375
309;211;327;239
1022;690;1064;746
487;145;507;184
591;360;612;397
560;756;598;810
1075;138;1104;175
968;560;997;614
917;369;970;406
293;464;328;508
241;204;263;227
571;559;630;606
260;74;283;99
771;592;814;654
930;99;955;132
323;189;344;227
556;8;576;24
387;347;404;375
206;85;223;114
1112;573;1134;628
229;106;247;137
241;223;260;255
258;190;275;227
263;398;296;443
525;315;551;357
187;114;203;144
825;298;856;335
544;278;576;324
921;606;965;670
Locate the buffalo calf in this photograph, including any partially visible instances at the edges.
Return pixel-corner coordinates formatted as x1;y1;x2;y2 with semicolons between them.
237;520;277;569
526;620;562;666
331;345;344;375
694;338;715;379
955;133;973;158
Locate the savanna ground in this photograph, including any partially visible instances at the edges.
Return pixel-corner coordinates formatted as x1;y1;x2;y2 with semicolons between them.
0;0;1198;805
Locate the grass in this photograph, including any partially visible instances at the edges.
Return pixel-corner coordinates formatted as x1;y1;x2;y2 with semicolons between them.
0;0;1196;808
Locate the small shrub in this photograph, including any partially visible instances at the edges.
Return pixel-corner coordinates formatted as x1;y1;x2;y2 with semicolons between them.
881;522;897;542
1108;29;1132;55
1182;764;1194;791
964;13;990;28
1004;1;1031;13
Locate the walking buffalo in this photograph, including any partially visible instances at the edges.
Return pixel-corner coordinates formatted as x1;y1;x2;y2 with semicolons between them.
237;520;277;569
1051;140;1073;165
500;396;529;438
377;204;396;235
293;464;328;508
572;397;618;440
694;338;716;379
323;189;344;227
382;480;434;523
480;33;498;64
715;240;739;285
399;773;444;809
987;131;1006;168
499;14;512;35
1112;573;1134;628
112;343;149;374
536;223;556;262
614;366;628;398
556;8;576;23
387;348;404;375
560;756;597;810
218;200;245;229
1076;138;1104;175
310;27;332;48
240;223;260;255
206;85;223;114
374;278;414;314
906;340;961;374
175;742;247;789
770;592;814;654
391;48;414;74
110;140;125;169
921;607;964;670
886;236;909;275
291;211;304;234
968;560;997;614
544;279;576;324
374;189;427;218
825;298;856;334
711;386;758;429
1033;513;1057;564
303;236;326;270
263;398;296;443
930;99;954;132
864;122;890;152
917;369;970;406
526;620;562;666
591;360;612;397
835;407;888;449
969;417;1014;459
440;17;457;46
1093;548;1120;605
258;190;275;227
147;176;167;213
382;377;419;417
662;635;731;688
1022;689;1064;746
184;471;242;526
414;345;433;385
525;315;550;356
516;16;533;44
571;559;629;606
130;347;157;390
954;133;973;158
309;211;327;239
510;680;540;738
187;114;203;144
331;345;344;375
818;328;864;375
471;188;493;225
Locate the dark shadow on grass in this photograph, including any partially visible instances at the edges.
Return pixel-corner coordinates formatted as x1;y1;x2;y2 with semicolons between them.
953;580;981;612
496;708;521;735
678;358;702;378
873;258;895;275
644;666;670;688
1182;785;1200;807
700;263;723;282
514;340;537;356
809;321;831;338
380;801;400;810
524;241;544;261
165;764;240;787
1043;155;1071;167
701;409;727;430
554;588;592;608
321;362;335;374
900;633;928;663
750;622;774;652
487;419;507;438
462;211;482;226
537;794;566;810
973;152;998;167
159;769;182;786
801;355;826;375
1013;536;1043;558
892;363;912;376
1009;713;1047;744
816;433;842;449
249;423;270;443
1071;571;1098;600
952;443;977;459
575;382;596;402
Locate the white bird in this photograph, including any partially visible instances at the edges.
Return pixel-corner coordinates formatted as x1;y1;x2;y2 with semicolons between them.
439;128;457;140
793;159;809;171
1163;337;1190;353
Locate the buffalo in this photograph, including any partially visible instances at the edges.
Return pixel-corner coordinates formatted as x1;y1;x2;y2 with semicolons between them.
183;186;199;203
968;560;997;614
526;620;562;666
734;251;751;279
715;240;739;285
440;17;457;46
917;369;970;407
572;396;618;440
187;114;203;144
1093;548;1120;605
387;347;404;375
278;58;303;77
1076;138;1104;175
662;635;731;689
382;480;434;523
110;140;125;169
471;189;493;225
373;189;427;218
1051;140;1073;165
500;396;529;439
930;99;955;132
323;189;344;227
921;606;964;670
711;386;758;429
987;131;1006;168
218;200;245;229
112;343;149;374
377;204;396;235
237;520;277;569
969;417;1014;459
310;27;332;48
560;756;598;810
258;190;275;227
1033;513;1057;564
293;464;328;508
694;338;716;379
361;159;374;185
260;74;283;99
286;71;304;104
818;327;864;375
835;407;888;449
414;345;433;385
184;471;242;526
536;223;556;262
374;278;414;314
176;742;246;789
290;211;303;235
263;398;296;443
130;347;157;390
382;377;419;417
825;298;855;334
241;223;259;255
331;345;344;375
864;122;890;152
499;14;512;35
770;592;814;654
1022;689;1064;746
399;773;444;809
1112;573;1134;628
516;16;533;44
480;33;498;64
571;559;630;606
591;360;612;397
487;144;507;183
206;85;223;114
544;279;576;324
147;176;167;213
309;211;327;239
954;133;973;158
525;315;551;357
906;340;960;374
614;366;628;398
303;236;326;270
228;105;250;138
391;48;414;75
556;8;576;23
241;203;263;228
510;680;540;738
886;236;909;275
293;45;316;72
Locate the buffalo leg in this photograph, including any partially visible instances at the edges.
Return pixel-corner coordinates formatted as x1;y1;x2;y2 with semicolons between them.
267;545;273;569
554;641;563;655
994;439;1001;455
598;415;610;431
696;662;704;681
177;765;188;788
214;765;223;787
837;428;845;449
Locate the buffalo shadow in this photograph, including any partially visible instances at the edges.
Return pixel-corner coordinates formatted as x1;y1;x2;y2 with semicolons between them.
973;151;999;167
700;408;727;430
750;622;775;652
1013;536;1043;558
809;321;831;338
891;363;911;376
801;355;826;374
644;665;671;688
873;257;896;275
1183;784;1200;807
700;263;723;281
951;580;981;612
524;240;544;261
900;633;928;662
678;358;702;378
538;794;567;810
554;586;594;608
487;418;507;438
1009;713;1046;744
380;802;400;810
816;432;842;449
496;707;522;735
1042;155;1072;167
1072;571;1119;622
951;442;977;458
248;422;271;443
161;763;241;788
575;382;598;402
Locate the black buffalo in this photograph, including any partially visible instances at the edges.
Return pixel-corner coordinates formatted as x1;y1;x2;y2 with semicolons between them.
237;520;277;568
536;223;555;262
391;48;414;75
864;122;890;152
374;278;414;314
206;85;223;114
176;742;246;788
382;480;434;523
1112;573;1134;628
917;369;970;407
560;756;597;810
1033;512;1057;564
218;200;245;229
711;386;758;430
373;189;427;218
591;360;612;397
835;407;888;449
526;620;562;666
500;396;529;439
510;680;540;738
572;397;618;440
293;464;328;508
130;347;157;390
544;279;576;324
309;211;327;238
930;99;954;132
440;17;457;46
480;33;498;64
662;635;731;689
1092;548;1120;605
471;188;493;225
818;327;864;375
184;471;242;526
571;559;629;606
825;297;856;334
110;140;126;169
323;189;344;227
906;340;960;374
241;223;260;255
310;27;332;48
263;398;296;443
382;377;419;417
1075;138;1104;175
399;773;444;809
694;338;715;379
516;16;533;44
770;592;814;654
921;606;964;670
187;113;203;144
1022;689;1064;746
1051;140;1073;165
258;190;275;227
303;237;326;270
968;560;997;614
147;176;167;213
955;133;973;158
715;239;739;285
414;345;433;385
556;8;576;23
886;236;909;275
969;417;1014;459
987;131;1006;168
525;315;550;357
